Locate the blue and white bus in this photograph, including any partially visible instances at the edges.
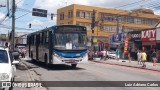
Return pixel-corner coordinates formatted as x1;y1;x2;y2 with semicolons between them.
27;25;88;68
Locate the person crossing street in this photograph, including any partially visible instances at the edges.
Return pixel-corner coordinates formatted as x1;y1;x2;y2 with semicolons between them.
141;50;147;68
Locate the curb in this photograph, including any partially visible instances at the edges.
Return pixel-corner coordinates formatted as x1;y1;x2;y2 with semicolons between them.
93;61;160;72
20;61;34;81
21;60;48;90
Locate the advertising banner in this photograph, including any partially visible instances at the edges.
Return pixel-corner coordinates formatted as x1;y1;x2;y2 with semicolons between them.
111;33;127;43
141;30;156;42
128;31;141;42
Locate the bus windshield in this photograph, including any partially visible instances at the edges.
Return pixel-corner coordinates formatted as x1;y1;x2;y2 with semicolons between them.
54;33;87;50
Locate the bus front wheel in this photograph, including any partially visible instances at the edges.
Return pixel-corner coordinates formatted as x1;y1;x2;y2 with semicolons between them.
71;64;77;68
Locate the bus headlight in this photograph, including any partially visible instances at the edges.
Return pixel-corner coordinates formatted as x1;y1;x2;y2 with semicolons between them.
82;53;87;58
0;73;9;80
54;53;63;59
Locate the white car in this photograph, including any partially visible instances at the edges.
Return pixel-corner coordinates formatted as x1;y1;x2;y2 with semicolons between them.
0;47;19;90
107;50;116;59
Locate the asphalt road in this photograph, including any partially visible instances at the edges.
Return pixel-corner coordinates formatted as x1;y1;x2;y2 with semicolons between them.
16;59;160;90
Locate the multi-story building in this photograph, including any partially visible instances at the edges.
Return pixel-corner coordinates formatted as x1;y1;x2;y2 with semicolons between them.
57;4;160;49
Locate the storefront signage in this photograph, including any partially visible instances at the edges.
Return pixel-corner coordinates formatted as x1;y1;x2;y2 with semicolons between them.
128;31;141;41
141;30;156;41
111;33;127;42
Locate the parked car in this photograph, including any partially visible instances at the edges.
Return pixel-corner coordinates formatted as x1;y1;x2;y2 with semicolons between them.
0;47;19;90
107;50;116;59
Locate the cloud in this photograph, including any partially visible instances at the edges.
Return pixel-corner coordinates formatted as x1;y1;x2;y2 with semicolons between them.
0;12;5;19
28;19;44;26
0;0;6;6
33;0;135;24
33;0;135;13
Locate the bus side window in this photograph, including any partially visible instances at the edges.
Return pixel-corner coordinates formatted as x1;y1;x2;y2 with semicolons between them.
42;32;44;45
40;33;42;45
45;31;48;44
31;35;34;45
37;34;40;45
34;35;36;45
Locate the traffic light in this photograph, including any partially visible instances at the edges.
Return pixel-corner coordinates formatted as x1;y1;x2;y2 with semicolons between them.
51;13;53;20
29;23;31;28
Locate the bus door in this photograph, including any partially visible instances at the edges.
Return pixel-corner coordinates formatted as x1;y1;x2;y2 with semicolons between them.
49;31;53;64
36;34;40;61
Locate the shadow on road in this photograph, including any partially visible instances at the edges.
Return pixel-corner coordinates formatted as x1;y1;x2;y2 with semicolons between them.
15;64;28;70
25;60;85;71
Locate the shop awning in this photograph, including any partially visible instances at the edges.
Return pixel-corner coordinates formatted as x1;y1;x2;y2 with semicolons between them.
142;42;156;45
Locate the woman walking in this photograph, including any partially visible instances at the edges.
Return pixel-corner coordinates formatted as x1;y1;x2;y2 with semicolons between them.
141;50;147;68
151;49;157;66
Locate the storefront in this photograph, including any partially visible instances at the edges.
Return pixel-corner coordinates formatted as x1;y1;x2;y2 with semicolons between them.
141;29;156;61
126;31;142;60
128;31;142;50
156;28;160;62
156;28;160;50
110;33;127;59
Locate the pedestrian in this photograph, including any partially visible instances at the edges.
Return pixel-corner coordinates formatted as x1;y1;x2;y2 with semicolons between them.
106;50;109;59
95;51;98;58
116;48;120;61
151;49;157;66
21;48;26;58
128;48;132;63
141;50;147;68
99;51;103;60
103;49;107;60
157;50;160;63
137;50;142;65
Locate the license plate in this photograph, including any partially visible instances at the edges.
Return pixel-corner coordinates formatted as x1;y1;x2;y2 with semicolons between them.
65;60;75;63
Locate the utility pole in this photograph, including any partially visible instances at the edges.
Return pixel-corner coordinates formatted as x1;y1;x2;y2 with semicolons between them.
91;9;96;46
90;9;96;59
11;0;15;51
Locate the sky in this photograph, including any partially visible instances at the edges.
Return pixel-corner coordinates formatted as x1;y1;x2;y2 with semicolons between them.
0;0;160;34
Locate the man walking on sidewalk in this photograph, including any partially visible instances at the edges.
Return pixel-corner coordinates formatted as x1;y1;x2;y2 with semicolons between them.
103;49;107;61
116;48;120;61
141;50;147;68
137;50;142;65
151;49;157;66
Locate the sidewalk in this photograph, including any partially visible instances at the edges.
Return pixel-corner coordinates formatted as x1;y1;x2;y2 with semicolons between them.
93;58;160;71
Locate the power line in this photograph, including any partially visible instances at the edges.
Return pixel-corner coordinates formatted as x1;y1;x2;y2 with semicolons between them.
116;0;158;10
115;0;146;9
15;12;30;20
0;24;38;31
17;8;56;16
16;0;23;5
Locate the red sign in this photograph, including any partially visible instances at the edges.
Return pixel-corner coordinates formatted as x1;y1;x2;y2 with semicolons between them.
141;30;156;42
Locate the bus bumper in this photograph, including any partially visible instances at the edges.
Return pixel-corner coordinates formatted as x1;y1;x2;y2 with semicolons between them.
52;54;88;64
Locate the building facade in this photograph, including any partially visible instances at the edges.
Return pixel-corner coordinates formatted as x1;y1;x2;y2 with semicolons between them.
57;4;160;50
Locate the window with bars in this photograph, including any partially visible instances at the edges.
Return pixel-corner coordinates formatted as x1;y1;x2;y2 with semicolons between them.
68;10;73;18
81;11;85;18
76;11;80;17
60;13;64;20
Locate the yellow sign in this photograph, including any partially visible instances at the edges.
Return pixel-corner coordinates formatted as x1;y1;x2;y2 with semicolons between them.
93;38;97;42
